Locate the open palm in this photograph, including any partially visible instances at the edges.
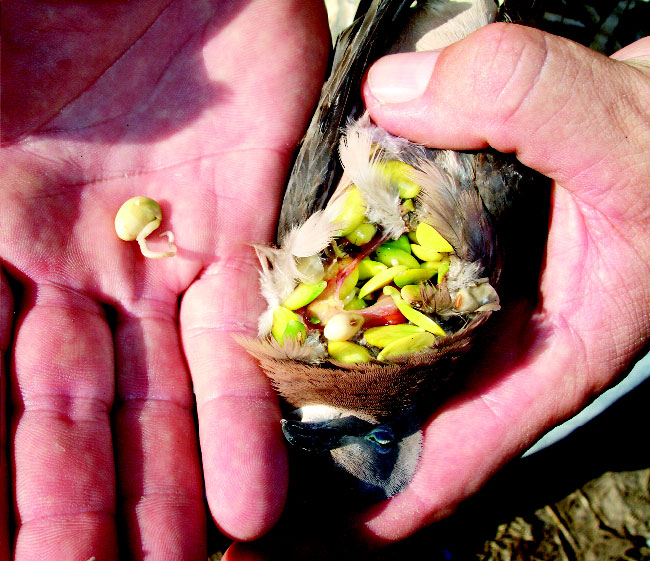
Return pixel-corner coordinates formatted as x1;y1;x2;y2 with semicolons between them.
0;1;329;559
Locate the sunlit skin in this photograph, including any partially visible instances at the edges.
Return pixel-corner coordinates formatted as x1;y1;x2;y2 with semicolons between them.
224;25;650;561
0;1;329;559
358;25;650;541
1;2;649;560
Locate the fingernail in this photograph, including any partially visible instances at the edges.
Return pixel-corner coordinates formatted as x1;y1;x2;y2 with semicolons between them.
367;50;441;104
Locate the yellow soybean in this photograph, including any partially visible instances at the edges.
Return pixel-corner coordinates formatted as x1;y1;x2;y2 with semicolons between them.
358;265;408;299
378;160;421;199
401;199;415;213
328;341;371;364
420;260;443;271
400;284;422;303
377;332;435;361
437;260;451;283
415;223;453;252
339;265;359;301
323;313;364;342
332;186;366;237
364;325;425;348
383;286;446;336
115;196;176;258
115;196;162;241
410;244;443;262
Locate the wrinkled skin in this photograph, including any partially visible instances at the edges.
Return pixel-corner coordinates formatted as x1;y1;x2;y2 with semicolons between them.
225;24;650;561
0;1;329;559
2;2;649;559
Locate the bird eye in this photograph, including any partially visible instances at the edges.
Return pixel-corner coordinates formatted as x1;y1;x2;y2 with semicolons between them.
366;426;394;451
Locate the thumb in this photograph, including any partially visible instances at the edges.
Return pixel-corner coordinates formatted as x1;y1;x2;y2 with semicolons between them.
611;35;650;63
363;23;650;193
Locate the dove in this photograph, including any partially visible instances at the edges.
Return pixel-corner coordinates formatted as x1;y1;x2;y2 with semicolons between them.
239;0;549;500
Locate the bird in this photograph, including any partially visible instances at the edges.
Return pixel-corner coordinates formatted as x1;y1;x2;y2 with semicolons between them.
239;0;549;501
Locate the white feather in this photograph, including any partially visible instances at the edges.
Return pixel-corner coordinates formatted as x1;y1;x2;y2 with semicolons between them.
257;307;275;336
295;404;346;422
282;209;339;259
338;116;406;239
434;150;474;186
254;206;339;327
364;124;428;164
446;256;483;294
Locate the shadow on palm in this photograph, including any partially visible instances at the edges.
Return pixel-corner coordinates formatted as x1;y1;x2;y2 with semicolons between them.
1;0;317;303
1;1;330;557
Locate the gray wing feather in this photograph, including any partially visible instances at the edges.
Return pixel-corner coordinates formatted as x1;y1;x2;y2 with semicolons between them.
276;0;414;243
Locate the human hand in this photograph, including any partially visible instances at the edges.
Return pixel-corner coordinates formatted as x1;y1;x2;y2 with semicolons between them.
225;24;650;560
0;1;329;559
358;23;650;542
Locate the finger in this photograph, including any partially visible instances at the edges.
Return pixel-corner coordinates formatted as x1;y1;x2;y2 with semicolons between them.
0;268;13;561
360;29;650;523
610;36;650;63
113;302;205;560
11;284;117;560
363;24;650;198
178;5;330;528
179;142;297;541
353;299;582;543
181;251;288;541
360;29;650;540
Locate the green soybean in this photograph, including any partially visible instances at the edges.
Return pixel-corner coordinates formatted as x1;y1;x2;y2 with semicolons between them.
357;259;387;280
271;307;307;344
380;234;411;254
282;281;327;310
394;268;435;288
375;246;420;269
346;223;377;245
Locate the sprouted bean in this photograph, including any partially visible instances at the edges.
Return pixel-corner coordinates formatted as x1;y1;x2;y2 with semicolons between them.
115;196;177;259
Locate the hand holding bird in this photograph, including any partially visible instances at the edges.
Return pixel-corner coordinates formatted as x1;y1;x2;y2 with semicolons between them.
227;2;650;559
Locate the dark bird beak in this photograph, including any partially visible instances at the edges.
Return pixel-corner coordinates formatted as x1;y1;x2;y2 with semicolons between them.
282;411;423;500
